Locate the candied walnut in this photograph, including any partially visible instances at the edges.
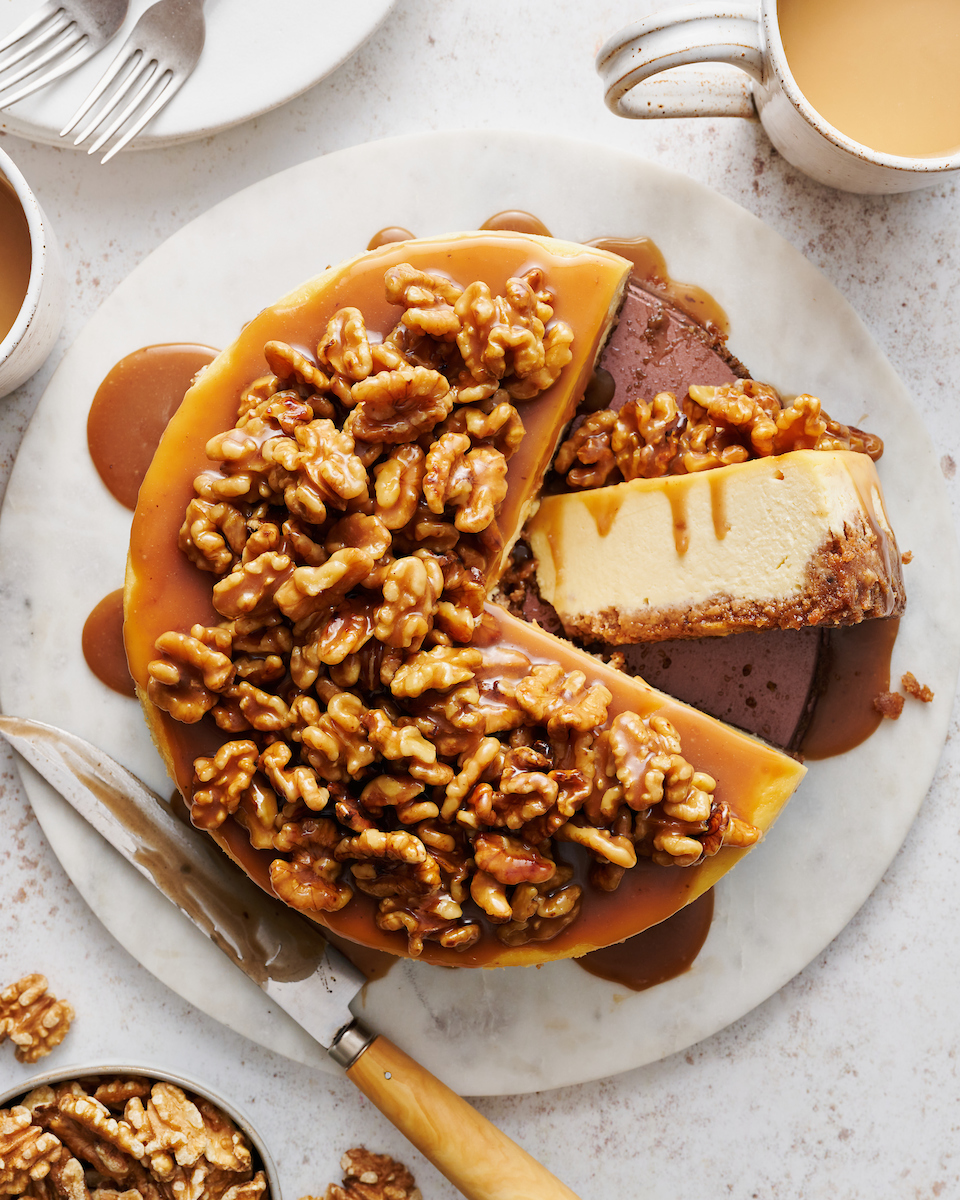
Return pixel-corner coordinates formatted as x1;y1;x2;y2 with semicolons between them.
554;409;618;489
438;400;525;459
263;340;329;393
297;690;376;783
324;513;391;561
212;552;293;621
513;663;611;735
372;445;425;531
390;645;482;698
554;820;637;868
612;392;684;480
374;555;444;650
335;829;427;865
293;599;378;676
385;262;463;341
317;308;374;385
505;320;573;401
190;741;259;830
347;366;453;443
422;433;508;534
271;818;354;912
365;710;439;771
0;1106;62;1193
178;500;247;575
274;549;374;624
316;1146;422;1200
147;630;235;723
873;690;904;719
358;775;434;826
259;742;328;810
0;976;74;1065
469;870;512;923
902;672;934;702
473;833;555;886
267;419;369;511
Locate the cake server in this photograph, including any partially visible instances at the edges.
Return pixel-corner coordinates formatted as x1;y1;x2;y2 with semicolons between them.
0;714;579;1200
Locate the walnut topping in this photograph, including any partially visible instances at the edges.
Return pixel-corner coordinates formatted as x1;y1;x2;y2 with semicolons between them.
149;257;756;957
1;1077;266;1200
312;1147;421;1200
556;378;884;490
0;975;74;1064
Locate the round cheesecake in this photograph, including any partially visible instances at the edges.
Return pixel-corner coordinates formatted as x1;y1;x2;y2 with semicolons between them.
125;230;814;967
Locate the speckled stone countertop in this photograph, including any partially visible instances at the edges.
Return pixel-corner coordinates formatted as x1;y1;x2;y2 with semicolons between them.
1;3;959;1197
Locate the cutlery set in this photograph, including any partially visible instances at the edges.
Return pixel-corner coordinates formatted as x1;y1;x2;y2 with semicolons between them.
0;0;205;161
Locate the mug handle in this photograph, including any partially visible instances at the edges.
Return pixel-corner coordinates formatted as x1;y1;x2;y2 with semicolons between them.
597;2;763;119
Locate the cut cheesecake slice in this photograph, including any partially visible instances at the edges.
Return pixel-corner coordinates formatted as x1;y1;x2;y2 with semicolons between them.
528;449;905;643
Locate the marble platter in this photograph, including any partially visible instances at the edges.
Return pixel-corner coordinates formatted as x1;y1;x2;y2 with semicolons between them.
0;130;956;1097
0;0;396;149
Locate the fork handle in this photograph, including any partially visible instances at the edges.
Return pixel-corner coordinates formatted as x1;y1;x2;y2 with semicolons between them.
346;1034;581;1200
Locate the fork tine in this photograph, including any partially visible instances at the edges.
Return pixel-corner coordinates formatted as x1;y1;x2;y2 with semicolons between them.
100;68;183;163
0;2;61;56
61;42;140;137
86;59;159;154
0;33;91;107
0;11;70;75
0;25;79;100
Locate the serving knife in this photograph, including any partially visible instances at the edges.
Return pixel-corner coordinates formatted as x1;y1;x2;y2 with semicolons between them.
0;715;580;1200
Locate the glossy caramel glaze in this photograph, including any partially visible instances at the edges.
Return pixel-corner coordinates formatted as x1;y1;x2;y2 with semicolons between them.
576;887;713;990
82;589;136;698
588;236;729;335
88;344;219;510
481;210;553;238
366;226;416;250
800;617;900;759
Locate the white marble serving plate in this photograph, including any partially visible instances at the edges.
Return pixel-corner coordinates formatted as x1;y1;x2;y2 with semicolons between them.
0;130;956;1097
0;0;395;149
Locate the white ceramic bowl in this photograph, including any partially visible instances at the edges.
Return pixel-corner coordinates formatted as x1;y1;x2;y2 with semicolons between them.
0;1061;281;1200
0;147;64;398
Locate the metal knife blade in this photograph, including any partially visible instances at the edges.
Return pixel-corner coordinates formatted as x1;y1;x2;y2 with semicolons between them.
0;714;368;1054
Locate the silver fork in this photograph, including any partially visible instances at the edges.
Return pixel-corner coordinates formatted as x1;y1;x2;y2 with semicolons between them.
61;0;205;163
0;0;129;108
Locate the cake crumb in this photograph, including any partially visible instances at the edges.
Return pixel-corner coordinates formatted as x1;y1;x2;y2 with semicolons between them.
901;672;934;702
873;691;905;719
901;550;913;564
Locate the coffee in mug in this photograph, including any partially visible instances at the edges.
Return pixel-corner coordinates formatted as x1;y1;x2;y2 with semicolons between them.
777;0;960;158
0;174;32;345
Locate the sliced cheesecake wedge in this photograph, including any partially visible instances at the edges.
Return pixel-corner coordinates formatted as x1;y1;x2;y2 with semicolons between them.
528;448;906;644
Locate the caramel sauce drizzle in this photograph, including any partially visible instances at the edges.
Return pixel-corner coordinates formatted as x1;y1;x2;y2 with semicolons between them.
668;490;689;555
82;590;136;699
709;474;730;540
587;235;729;336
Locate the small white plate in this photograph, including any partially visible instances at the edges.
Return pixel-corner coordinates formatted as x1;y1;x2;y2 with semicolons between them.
0;0;395;149
0;130;956;1097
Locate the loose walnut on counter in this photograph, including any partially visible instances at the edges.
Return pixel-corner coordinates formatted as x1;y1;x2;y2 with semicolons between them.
304;1147;421;1200
0;976;74;1065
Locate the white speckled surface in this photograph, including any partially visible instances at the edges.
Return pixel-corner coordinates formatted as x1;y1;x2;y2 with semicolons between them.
1;2;959;1197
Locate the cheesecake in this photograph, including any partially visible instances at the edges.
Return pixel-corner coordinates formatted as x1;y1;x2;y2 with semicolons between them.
528;448;905;644
124;230;809;968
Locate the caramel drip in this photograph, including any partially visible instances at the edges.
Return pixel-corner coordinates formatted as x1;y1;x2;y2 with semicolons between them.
580;485;628;538
82;589;136;698
668;489;689;555
800;617;900;760
0;176;31;345
481;210;553;237
576;888;713;990
709;474;729;540
87;344;219;510
587;235;729;336
367;227;415;250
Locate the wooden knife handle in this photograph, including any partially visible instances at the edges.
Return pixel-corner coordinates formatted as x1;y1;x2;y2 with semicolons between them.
346;1034;581;1200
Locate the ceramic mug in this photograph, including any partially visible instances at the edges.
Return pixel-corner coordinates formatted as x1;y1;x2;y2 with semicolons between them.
596;1;960;194
0;147;65;398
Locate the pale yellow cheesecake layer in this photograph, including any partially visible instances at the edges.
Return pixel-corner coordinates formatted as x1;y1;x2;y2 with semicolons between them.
528;449;905;643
